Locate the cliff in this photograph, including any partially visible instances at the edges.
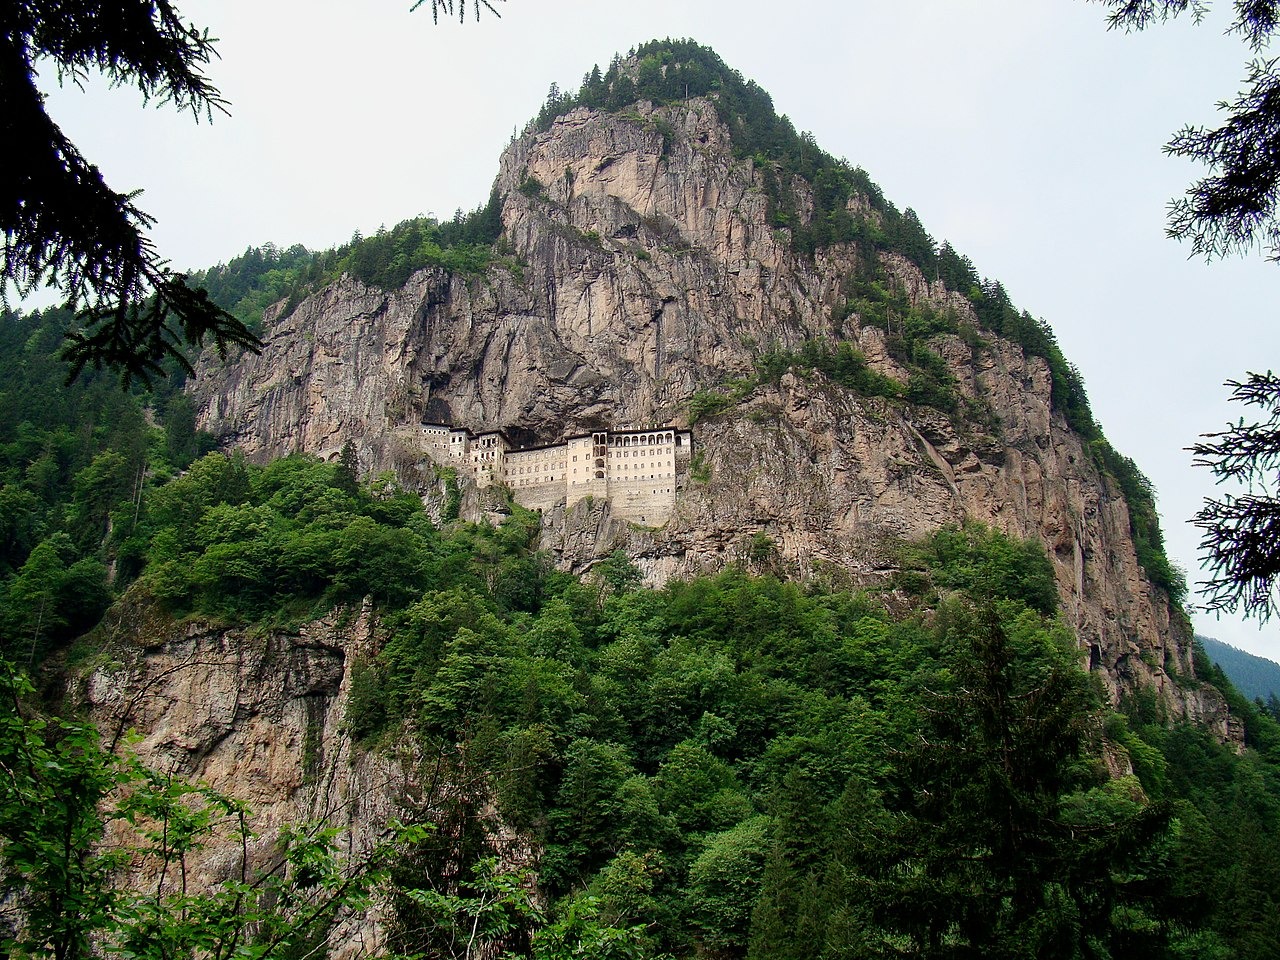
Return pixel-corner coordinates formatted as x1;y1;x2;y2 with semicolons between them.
190;87;1210;716
70;595;536;958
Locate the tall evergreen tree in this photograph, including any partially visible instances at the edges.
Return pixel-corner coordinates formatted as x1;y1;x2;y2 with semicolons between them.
840;603;1177;958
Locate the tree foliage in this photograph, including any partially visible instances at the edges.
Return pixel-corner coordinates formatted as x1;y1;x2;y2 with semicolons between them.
412;0;508;23
867;604;1174;958
1190;371;1280;620
0;659;387;960
186;192;507;335
2;418;1278;956
3;0;261;384
1093;0;1280;260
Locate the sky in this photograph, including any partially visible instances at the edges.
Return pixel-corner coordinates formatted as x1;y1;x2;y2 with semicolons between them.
32;0;1280;661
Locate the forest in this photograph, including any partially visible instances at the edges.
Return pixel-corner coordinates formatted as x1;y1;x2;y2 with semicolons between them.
2;34;1276;960
2;296;1280;959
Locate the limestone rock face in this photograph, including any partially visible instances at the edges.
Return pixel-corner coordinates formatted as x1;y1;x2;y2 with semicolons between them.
74;596;533;957
191;98;1217;717
82;598;379;823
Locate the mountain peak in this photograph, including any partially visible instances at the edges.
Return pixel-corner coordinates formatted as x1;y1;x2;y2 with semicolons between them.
186;42;1208;723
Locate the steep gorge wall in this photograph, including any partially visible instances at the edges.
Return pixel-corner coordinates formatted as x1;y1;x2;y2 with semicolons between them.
192;98;1214;716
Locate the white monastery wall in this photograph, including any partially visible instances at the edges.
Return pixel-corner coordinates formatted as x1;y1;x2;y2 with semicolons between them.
421;423;691;525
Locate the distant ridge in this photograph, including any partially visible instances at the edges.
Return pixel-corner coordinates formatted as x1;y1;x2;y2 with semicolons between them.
1199;635;1280;703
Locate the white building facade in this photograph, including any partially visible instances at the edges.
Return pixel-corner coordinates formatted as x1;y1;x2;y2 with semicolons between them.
421;423;692;525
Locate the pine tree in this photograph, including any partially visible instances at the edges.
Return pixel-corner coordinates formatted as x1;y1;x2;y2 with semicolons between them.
841;602;1178;958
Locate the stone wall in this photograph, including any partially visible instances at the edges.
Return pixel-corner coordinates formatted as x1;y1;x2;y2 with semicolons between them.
423;423;691;525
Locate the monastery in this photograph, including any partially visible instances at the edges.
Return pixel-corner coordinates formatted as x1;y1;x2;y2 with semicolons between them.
421;423;693;525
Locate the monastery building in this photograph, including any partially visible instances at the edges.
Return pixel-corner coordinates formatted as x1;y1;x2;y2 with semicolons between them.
421;423;692;525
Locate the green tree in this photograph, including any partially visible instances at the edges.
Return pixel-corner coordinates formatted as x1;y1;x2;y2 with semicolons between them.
544;740;637;887
68;450;132;549
0;485;41;577
686;815;773;956
334;441;360;497
1092;0;1280;261
654;741;752;836
1190;371;1280;621
161;393;213;469
845;602;1176;958
594;550;644;607
531;894;653;960
2;538;69;662
0;658;386;960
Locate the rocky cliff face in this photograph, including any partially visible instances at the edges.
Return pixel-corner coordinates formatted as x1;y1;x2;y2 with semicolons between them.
191;97;1217;718
74;598;396;955
72;596;534;958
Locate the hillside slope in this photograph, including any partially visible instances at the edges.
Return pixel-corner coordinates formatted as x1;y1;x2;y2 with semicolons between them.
191;42;1204;715
1201;634;1280;703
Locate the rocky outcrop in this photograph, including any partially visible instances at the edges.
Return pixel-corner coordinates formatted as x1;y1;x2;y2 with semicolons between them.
81;597;383;829
191;97;1218;718
76;598;397;956
74;599;412;957
72;595;535;956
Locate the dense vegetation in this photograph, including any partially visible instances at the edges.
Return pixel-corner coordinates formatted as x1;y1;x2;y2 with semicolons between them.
0;307;213;664
0;314;1272;956
0;39;1238;957
187;188;506;334
1199;635;1280;716
5;429;1280;956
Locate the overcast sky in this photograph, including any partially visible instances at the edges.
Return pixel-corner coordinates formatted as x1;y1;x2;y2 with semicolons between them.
34;0;1280;661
